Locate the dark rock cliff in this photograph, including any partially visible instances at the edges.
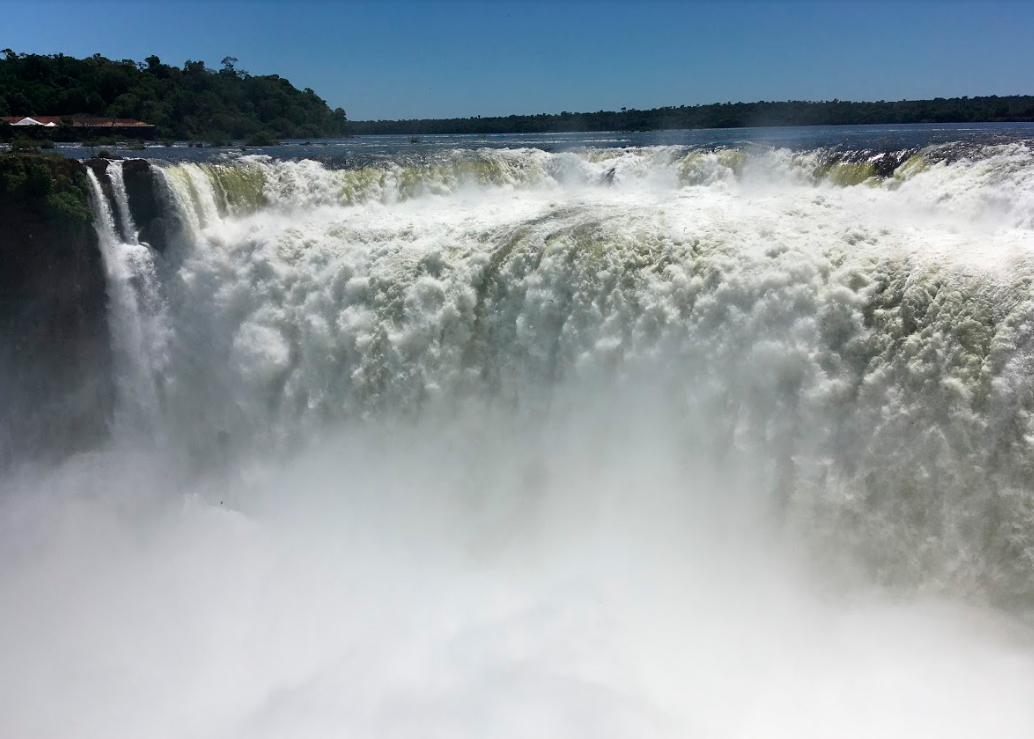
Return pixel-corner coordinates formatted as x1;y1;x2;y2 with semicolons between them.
0;153;113;467
123;158;171;252
83;157;171;252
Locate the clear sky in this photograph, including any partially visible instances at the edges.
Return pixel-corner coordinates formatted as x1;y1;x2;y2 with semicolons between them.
2;0;1033;120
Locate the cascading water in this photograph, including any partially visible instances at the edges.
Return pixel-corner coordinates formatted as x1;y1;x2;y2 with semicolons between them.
5;138;1034;738
85;166;168;441
107;160;139;244
145;145;1034;594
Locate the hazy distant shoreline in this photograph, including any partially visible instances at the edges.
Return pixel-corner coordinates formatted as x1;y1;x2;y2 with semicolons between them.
349;94;1034;136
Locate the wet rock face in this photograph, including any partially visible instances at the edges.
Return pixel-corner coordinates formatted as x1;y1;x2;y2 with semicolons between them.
0;154;113;467
123;158;170;252
83;157;171;252
83;157;116;211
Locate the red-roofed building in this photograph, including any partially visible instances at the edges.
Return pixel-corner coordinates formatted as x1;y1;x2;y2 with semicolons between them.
1;116;155;137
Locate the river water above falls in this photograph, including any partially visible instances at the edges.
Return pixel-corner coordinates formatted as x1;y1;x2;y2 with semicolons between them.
4;127;1034;738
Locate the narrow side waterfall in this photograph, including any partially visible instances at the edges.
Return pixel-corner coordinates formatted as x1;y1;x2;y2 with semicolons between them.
85;166;168;441
107;160;139;244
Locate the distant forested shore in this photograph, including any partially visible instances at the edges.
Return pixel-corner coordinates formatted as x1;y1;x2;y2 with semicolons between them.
3;49;1031;143
351;96;1034;136
0;51;347;143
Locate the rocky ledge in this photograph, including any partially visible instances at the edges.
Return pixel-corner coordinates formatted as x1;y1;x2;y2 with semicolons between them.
84;156;171;252
0;153;113;467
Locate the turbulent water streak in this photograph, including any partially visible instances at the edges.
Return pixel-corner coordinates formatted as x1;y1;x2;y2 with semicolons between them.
85;167;168;440
5;141;1034;738
106;160;138;244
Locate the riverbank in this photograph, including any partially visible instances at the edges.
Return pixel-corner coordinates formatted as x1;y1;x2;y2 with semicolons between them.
349;94;1034;136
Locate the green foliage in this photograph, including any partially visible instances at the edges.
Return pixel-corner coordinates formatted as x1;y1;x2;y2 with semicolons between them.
0;153;91;231
245;129;278;147
350;95;1034;135
0;51;348;141
12;135;57;150
22;160;53;197
8;133;51;150
205;132;231;147
45;189;91;227
84;136;121;147
10;136;40;152
0;160;27;193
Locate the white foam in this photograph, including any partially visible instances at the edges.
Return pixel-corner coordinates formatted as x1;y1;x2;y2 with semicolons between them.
5;144;1034;737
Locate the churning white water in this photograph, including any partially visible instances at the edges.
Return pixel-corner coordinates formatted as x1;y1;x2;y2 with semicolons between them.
4;142;1034;737
84;167;169;440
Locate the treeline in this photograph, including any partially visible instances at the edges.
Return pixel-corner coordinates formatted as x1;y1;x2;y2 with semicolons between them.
0;50;347;141
351;96;1034;135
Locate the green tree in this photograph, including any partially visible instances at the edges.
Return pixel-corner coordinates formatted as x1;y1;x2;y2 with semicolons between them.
0;51;350;141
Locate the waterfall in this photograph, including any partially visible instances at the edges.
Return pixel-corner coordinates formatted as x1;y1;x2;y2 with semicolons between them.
5;139;1034;739
106;160;139;244
121;143;1034;600
85;167;168;442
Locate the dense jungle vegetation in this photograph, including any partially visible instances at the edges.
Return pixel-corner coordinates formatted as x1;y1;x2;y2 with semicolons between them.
2;50;1031;141
0;50;348;141
351;96;1034;135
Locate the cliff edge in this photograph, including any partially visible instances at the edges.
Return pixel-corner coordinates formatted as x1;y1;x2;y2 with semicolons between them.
0;153;113;466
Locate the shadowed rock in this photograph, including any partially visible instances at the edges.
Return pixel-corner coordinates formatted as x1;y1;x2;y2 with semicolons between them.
123;158;170;252
0;153;113;467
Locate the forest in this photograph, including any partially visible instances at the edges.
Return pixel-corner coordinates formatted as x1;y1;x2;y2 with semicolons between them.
0;50;348;142
3;50;1033;141
350;96;1034;135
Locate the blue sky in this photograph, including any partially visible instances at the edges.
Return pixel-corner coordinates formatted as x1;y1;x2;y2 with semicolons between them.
2;1;1032;120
